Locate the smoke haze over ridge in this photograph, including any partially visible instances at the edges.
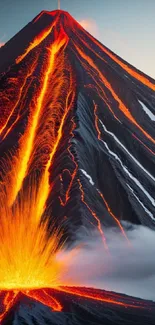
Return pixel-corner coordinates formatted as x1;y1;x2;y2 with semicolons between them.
61;224;155;301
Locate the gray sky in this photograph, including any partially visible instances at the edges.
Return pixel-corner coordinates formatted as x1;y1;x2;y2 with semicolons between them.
0;0;155;78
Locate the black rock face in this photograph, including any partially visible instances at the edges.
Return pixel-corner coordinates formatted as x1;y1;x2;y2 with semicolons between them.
2;287;155;325
0;9;155;325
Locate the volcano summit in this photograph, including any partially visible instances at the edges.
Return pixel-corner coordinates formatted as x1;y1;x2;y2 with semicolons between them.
0;9;155;325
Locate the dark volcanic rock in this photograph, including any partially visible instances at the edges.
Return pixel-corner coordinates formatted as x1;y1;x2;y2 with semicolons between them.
2;287;155;325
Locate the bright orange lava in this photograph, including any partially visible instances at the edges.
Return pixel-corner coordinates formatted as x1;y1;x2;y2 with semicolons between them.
57;286;146;309
73;42;155;145
0;171;80;322
25;289;63;311
77;20;155;91
0;285;149;322
0;291;18;322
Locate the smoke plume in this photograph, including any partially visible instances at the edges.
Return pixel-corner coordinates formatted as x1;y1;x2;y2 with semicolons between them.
79;19;99;39
61;223;155;301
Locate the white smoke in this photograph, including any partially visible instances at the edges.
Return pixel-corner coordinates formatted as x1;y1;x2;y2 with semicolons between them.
78;19;99;39
61;224;155;301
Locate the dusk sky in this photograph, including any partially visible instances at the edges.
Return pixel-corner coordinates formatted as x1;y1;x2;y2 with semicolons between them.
0;0;155;78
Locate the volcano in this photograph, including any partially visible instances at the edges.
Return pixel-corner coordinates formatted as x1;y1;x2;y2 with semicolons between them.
0;9;155;325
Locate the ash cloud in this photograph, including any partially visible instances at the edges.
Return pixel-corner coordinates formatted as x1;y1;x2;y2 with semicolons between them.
61;224;155;301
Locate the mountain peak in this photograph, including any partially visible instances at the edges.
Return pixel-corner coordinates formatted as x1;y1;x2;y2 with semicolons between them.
33;9;74;24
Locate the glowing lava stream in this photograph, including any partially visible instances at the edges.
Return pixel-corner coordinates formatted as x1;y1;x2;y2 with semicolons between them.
35;89;75;223
77;178;108;250
76;22;155;91
0;285;148;322
132;133;155;156
0;57;39;136
10;30;69;206
57;286;144;309
24;289;62;311
59;118;78;207
93;102;129;242
73;42;155;145
16;15;60;64
0;289;62;322
0;291;18;322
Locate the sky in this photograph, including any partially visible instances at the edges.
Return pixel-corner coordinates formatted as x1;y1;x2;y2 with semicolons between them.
0;0;155;79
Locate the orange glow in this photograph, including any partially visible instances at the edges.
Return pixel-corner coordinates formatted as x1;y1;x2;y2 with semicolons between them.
9;28;69;207
0;58;38;136
93;102;130;243
36;89;75;222
0;289;63;321
16;17;59;64
73;42;155;145
132;133;155;156
97;190;130;244
59;117;78;207
33;10;62;23
64;118;78;203
0;285;149;322
0;181;66;290
94;101;102;139
77;24;155;91
79;19;99;39
25;289;62;311
57;286;143;309
0;291;18;322
101;46;155;91
0;284;150;322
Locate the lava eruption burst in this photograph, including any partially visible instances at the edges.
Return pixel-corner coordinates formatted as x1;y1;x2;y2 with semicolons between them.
0;164;79;321
0;178;66;291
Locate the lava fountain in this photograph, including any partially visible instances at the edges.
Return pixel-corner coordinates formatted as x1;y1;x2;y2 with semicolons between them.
0;165;82;322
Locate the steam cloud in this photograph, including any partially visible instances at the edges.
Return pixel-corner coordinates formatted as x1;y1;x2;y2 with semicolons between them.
0;34;6;48
61;223;155;301
79;19;99;39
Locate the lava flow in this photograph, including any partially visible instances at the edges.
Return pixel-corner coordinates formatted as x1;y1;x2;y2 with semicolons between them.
0;8;155;325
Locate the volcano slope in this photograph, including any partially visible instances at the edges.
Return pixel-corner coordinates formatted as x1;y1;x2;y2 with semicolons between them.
1;287;155;325
0;9;155;325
